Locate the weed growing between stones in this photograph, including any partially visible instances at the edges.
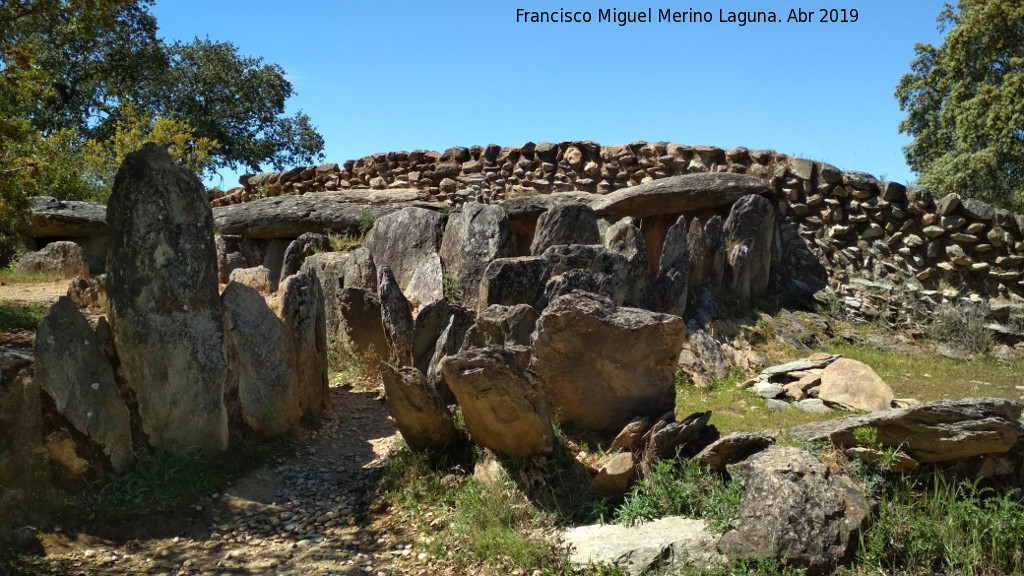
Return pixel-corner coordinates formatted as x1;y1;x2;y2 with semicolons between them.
0;303;46;331
615;457;743;532
326;336;381;392
441;271;462;304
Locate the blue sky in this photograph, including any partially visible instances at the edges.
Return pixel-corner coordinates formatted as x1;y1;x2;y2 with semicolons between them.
150;1;949;189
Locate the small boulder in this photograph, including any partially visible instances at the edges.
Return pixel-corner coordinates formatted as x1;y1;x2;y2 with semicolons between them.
817;358;894;412
229;265;274;294
592;452;637;498
15;241;89;279
717;447;870;574
531;292;687;434
440;347;553;458
380;362;458;452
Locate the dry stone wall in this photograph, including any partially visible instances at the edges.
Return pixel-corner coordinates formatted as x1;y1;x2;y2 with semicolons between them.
220;141;1024;312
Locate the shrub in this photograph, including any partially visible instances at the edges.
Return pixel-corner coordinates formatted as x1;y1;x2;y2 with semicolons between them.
616;457;743;532
926;300;992;354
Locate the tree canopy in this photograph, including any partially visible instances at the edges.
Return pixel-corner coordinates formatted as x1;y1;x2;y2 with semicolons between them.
0;0;326;263
3;0;325;175
896;0;1024;209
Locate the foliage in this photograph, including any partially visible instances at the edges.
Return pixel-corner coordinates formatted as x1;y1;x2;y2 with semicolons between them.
926;299;992;354
442;271;462;303
856;474;1024;575
79;102;219;196
896;0;1024;208
615;457;743;533
326;337;381;392
0;303;47;332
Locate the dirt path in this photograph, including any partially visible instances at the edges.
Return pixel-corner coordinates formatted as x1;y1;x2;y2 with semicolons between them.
34;385;455;576
0;280;68;308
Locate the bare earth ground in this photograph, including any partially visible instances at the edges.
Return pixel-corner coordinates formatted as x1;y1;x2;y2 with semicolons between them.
0;280;68;308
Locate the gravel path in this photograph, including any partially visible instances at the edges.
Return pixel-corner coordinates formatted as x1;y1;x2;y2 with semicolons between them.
37;386;450;576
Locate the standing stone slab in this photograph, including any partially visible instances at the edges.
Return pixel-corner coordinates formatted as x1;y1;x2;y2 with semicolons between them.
412;300;472;375
531;292;687;433
477;256;549;313
300;251;349;338
363;207;446;301
651;215;689;316
440;347;553;458
439;203;517;307
380;362;458;452
338;287;387;360
280;272;330;417
529;203;601;255
106;144;228;455
34;297;133;471
724;194;776;297
222;282;301;437
379;266;415;367
605;217;650;308
280;232;329;282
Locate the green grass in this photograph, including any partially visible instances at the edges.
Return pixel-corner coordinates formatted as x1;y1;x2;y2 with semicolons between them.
77;437;286;521
615;457;743;532
852;474;1024;576
378;445;571;573
0;303;46;331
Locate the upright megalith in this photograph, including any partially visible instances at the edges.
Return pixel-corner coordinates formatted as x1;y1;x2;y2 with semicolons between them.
105;144;228;455
280;272;330;418
34;297;133;471
222;282;301;437
724;194;776;298
439;203;517;307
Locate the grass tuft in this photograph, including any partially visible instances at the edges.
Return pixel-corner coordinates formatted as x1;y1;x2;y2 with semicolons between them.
0;303;47;331
615;457;743;532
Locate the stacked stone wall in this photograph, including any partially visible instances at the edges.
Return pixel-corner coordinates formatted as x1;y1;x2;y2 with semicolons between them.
216;142;1024;306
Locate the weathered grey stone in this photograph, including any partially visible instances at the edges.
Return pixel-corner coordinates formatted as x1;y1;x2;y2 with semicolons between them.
704;215;726;290
718;447;870;575
563;517;721;576
592;173;769;219
228;265;274;294
817;358;894;412
412;300;472;375
222;282;301;437
15;241;89;279
280;232;329;281
439;203;516;307
364;207;446;302
378;267;415;367
338;287;387;360
938;193;961;215
687;218;708;289
728;244;751;307
791;398;1024;463
531;292;687;433
404;252;444;307
440;347;553;458
529;203;600;255
18;196;107;237
688;330;730;381
213;190;440;238
961;198;995;221
650;215;689;316
300;251;349;338
724;194;775;297
462;304;540;350
34;297;132;471
477;256;548;313
605;217;650;307
497;192;595;221
693;432;774;472
106;144;228;455
280;272;330;418
215;234;255;284
646;411;714;460
542;244;632;306
342;246;377;292
67;276;106;310
380;362;458;452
